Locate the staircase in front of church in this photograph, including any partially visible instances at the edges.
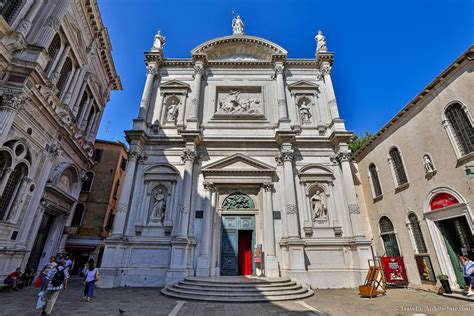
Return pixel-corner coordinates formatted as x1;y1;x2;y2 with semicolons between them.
161;276;314;302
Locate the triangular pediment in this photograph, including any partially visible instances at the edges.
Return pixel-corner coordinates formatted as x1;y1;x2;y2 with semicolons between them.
288;80;319;90
202;153;275;173
159;80;191;91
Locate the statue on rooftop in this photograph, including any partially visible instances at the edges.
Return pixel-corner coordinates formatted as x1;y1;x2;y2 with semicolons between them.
232;15;244;35
151;30;166;51
315;30;327;52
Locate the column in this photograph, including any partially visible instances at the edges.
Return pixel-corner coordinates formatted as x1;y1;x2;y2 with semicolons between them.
50;45;70;84
337;151;364;237
147;76;162;125
137;63;157;119
111;150;142;237
62;66;83;104
274;62;290;130
263;182;279;277
34;0;69;48
187;62;205;130
71;72;90;115
176;147;196;238
0;91;29;145
16;0;44;38
321;63;340;120
196;181;214;276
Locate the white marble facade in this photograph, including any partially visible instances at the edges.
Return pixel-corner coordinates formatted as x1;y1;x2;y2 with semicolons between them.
0;0;120;277
101;20;371;289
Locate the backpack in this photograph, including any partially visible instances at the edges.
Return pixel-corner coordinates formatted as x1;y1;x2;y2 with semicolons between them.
51;268;65;287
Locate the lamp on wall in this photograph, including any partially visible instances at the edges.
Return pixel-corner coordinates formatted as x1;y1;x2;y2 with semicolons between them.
465;165;474;176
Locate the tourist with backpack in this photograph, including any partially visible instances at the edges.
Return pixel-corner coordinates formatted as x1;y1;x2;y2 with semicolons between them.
83;258;99;302
41;261;69;316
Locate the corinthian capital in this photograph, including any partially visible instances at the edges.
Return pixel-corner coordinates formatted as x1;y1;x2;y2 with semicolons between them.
193;64;206;78
45;16;61;31
0;90;30;111
280;149;294;162
181;148;197;163
146;63;157;75
203;181;214;191
262;182;273;192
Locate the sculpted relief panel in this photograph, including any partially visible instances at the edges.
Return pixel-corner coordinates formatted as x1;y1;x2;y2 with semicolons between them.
215;87;264;118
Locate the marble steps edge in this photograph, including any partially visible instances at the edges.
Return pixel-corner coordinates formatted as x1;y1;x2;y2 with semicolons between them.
184;277;291;284
179;280;296;288
174;283;302;292
165;285;311;297
160;288;314;302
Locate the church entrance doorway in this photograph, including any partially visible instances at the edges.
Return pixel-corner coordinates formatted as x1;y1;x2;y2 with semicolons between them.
220;215;255;276
437;216;474;288
26;212;54;271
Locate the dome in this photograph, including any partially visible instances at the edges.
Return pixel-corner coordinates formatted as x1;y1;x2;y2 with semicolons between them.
191;35;287;62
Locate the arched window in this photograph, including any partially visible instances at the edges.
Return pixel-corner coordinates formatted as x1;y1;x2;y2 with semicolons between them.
0;151;12;182
71;204;85;226
45;34;61;73
0;163;27;220
81;171;94;192
389;148;408;186
84;107;95;132
408;213;427;254
0;0;25;25
368;163;382;197
76;92;88;119
445;103;474;155
379;216;400;256
113;179;120;199
56;57;72;95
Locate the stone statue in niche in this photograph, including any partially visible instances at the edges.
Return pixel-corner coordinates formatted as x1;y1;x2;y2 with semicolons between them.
423;155;437;179
217;90;261;115
232;15;244;35
299;101;312;123
166;98;180;123
311;190;327;221
151;187;166;223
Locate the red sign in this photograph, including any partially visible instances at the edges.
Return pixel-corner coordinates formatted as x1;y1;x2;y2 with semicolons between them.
381;256;408;285
430;193;459;211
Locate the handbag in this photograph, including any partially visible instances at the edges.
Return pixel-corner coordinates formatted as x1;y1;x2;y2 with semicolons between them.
34;275;42;288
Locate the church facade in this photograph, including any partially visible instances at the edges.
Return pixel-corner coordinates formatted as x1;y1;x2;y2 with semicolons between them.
100;19;372;289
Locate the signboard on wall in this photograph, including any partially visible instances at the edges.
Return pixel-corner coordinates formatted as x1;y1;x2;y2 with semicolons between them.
415;255;436;283
254;244;262;263
430;193;459;210
381;256;408;286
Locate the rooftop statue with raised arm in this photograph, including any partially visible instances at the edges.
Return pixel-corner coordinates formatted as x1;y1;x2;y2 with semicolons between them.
151;30;166;51
232;15;244;35
315;30;327;52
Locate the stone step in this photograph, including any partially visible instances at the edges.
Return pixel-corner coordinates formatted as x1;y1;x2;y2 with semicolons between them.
179;280;296;288
184;276;291;285
161;287;314;302
174;283;302;292
166;285;310;297
442;293;474;302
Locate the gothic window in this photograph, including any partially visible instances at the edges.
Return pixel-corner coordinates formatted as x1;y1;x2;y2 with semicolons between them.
45;34;61;73
445;103;474;155
56;57;72;95
408;213;427;254
368;163;382;197
81;171;94;192
389;148;408;186
0;0;25;25
0;163;27;220
379;216;400;257
0;151;12;182
71;204;85;226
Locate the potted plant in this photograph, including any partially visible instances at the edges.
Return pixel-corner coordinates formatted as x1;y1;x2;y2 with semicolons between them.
437;274;452;294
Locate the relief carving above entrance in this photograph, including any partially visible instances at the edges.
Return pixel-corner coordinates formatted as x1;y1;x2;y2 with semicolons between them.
222;192;255;210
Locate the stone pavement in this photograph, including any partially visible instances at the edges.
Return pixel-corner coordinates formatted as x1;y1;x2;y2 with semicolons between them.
0;278;472;316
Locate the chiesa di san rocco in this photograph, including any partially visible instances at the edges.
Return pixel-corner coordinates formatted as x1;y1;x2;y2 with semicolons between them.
100;16;372;290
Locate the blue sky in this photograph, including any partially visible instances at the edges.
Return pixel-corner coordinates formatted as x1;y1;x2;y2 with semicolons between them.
97;0;473;143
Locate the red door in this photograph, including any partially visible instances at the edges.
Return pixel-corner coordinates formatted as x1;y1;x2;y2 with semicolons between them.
238;230;252;275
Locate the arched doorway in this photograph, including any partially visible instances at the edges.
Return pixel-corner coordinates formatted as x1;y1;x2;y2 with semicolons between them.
424;189;474;289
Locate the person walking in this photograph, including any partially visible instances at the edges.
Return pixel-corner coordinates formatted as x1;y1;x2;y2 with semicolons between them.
83;259;99;302
41;261;69;316
39;257;57;292
460;255;474;296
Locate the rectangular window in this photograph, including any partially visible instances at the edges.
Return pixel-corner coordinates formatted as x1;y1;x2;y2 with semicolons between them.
94;149;103;162
120;157;127;171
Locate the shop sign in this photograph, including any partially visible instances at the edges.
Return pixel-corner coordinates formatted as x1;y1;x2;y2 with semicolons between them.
430;193;459;210
415;255;436;283
381;256;408;285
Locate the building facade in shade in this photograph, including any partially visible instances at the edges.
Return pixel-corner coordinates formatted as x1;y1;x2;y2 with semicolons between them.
0;0;121;277
66;140;128;273
353;46;473;292
100;19;372;289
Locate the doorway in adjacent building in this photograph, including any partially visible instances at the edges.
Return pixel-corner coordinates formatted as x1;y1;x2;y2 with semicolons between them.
438;216;474;288
220;215;255;276
26;213;55;271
